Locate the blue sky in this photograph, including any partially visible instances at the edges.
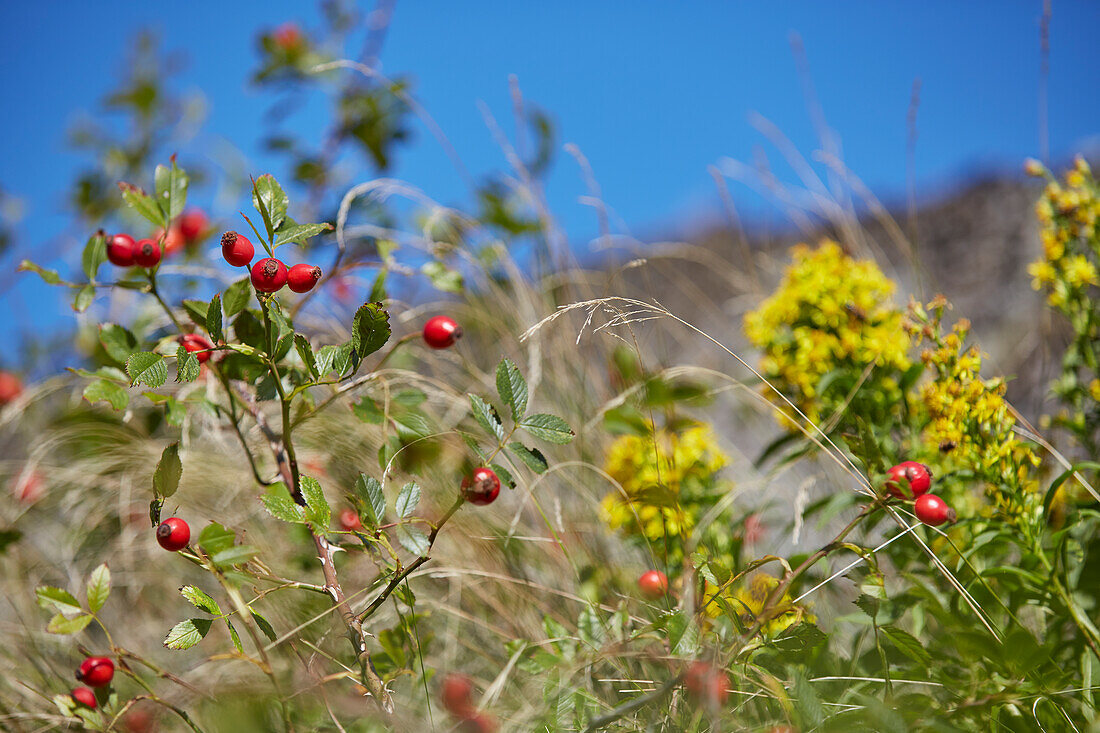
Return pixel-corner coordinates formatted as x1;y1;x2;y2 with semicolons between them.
1;1;1098;372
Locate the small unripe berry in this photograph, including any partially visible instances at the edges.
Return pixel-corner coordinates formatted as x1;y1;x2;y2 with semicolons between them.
133;238;162;268
638;570;669;600
423;315;462;349
462;467;501;506
885;461;932;498
156;517;191;551
0;371;22;404
71;686;97;708
287;263;322;293
683;661;729;707
440;673;475;717
106;233;137;267
914;494;956;526
178;209;209;241
251;257;288;292
76;656;114;687
338;507;362;531
178;333;215;364
221;231;255;267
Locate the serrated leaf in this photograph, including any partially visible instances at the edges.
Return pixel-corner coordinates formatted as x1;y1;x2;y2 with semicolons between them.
351;302;390;359
82;232;108;280
772;622;826;653
83;380;129;411
395;482;421;519
98;324;138;365
881;625;932;668
226;619;243;653
273;222;332;248
182;299;208;327
355;473;386;529
119;182;166;227
396;524;430;556
508;442;548;473
491;463;516;489
421;260;464;293
223;277;252;317
47;613;94;635
300;475;331;530
19;259;64;285
154;159;189;223
520;414;574;444
495;359;528;421
252;174;289;237
294;334;317;377
261;494;304;523
314;344;337;377
164;618;213;650
206;293;223;343
469;394;504;441
152;442;182;499
199;523;235;555
251;610;277;642
175;346;200;383
180;586;221;615
85;564;110;614
36;587;83;615
126;352;167;388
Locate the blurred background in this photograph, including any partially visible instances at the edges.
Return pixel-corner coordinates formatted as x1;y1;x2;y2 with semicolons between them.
0;0;1097;379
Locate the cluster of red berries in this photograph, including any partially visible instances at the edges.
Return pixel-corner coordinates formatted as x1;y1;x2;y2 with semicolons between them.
105;210;209;270
70;655;115;709
440;673;498;732
885;461;957;527
220;231;322;294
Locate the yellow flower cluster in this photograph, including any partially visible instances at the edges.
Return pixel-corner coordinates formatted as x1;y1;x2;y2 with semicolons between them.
743;241;911;426
600;424;727;546
703;573;807;635
1027;157;1100;308
916;319;1040;519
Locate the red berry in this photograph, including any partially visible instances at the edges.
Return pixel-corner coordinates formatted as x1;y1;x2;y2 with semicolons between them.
683;661;729;707
461;467;501;506
423;315;462;349
885;461;932;498
440;673;475;717
76;656;114;688
106;233;137;267
156;517;190;551
338;507;362;531
273;22;303;51
0;371;22;404
12;469;44;504
133;238;162;268
287;263;322;293
160;225;186;257
251;258;288;292
914;494;956;526
178;334;215;364
638;570;669;600
178;209;209;241
221;231;255;268
71;686;97;709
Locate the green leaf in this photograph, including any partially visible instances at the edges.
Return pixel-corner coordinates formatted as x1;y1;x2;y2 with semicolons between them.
206;293;223;343
98;324;138;365
83;380;129;411
496;359;528;421
119;182;166;227
154;159;189;223
251;610;277;642
273;222;332;248
881;625;932;668
520;414;574;444
351;302;391;359
421;260;464;293
252;174;288;239
211;546;257;568
47;613;94;635
508;442;548;473
82;232;108;280
165;397;186;426
300;475;331;530
469;394;504;441
223;277;252;318
354;473;386;529
164;618;213;650
182;299;208;328
85;564;110;614
791;667;824;728
351;396;385;424
396;524;430;556
180;586;221;615
72;284;95;312
226;619;243;652
395;482;421;519
175;346;200;383
1043;461;1100;517
199;523;235;556
36;587;83;615
152;442;182;499
491;463;516;489
261;493;304;523
126;352;167;388
771;622;826;653
18;259;63;285
294;334;318;377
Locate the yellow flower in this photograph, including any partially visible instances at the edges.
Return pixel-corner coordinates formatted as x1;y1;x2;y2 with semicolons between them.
703;573;809;635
